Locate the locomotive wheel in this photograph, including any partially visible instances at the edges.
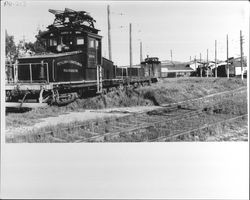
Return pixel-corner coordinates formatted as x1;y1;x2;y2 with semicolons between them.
55;92;78;106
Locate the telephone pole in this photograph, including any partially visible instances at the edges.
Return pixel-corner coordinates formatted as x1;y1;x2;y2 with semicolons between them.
107;5;112;60
240;30;243;80
140;41;143;63
129;23;132;77
170;50;173;62
207;49;208;77
195;55;197;71
227;34;229;79
200;53;202;77
215;40;217;78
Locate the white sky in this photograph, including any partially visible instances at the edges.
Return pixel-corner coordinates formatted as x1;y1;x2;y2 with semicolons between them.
2;1;249;66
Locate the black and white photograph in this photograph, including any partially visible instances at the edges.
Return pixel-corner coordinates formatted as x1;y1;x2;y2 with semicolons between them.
1;0;249;199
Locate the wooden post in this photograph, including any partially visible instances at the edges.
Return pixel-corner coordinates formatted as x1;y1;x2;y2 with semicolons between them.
227;34;229;79
107;5;112;60
215;40;217;78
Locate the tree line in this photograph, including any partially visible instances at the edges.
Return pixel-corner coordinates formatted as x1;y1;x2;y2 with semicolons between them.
5;30;46;62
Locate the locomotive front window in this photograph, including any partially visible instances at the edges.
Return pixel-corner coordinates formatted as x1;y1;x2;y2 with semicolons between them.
89;38;95;48
61;36;71;46
76;37;84;45
49;38;57;46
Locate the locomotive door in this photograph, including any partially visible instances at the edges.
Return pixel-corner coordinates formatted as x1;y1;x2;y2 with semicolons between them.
88;37;101;68
86;37;102;80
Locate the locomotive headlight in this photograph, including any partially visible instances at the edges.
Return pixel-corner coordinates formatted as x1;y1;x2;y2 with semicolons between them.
57;45;62;52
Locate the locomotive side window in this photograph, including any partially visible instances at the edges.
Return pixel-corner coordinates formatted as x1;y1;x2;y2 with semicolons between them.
95;40;99;49
76;37;84;45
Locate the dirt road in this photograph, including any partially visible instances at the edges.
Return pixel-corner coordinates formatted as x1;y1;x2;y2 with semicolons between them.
5;106;160;136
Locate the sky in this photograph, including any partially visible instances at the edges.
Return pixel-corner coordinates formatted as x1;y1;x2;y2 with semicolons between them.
2;1;249;66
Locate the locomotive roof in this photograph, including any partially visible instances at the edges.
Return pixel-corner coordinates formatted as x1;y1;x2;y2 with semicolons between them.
38;25;100;38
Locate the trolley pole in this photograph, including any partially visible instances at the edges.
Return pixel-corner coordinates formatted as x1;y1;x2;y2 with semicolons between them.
129;23;132;78
207;49;208;77
240;30;243;80
107;5;112;60
227;34;229;79
215;40;217;78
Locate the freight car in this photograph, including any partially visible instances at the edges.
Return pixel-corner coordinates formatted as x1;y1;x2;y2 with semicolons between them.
5;8;155;108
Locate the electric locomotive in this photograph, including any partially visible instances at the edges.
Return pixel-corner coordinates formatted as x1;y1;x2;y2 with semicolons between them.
5;8;119;107
5;8;156;108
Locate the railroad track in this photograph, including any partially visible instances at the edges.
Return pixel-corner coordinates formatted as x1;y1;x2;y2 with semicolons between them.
150;114;248;142
6;86;247;143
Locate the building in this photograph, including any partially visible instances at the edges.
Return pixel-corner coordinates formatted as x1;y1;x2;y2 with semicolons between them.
216;57;247;77
161;63;194;78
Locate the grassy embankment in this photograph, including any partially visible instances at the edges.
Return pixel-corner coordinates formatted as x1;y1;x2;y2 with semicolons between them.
6;77;247;129
6;86;248;143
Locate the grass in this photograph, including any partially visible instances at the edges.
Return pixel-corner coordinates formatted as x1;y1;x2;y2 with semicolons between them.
5;77;247;129
6;89;248;143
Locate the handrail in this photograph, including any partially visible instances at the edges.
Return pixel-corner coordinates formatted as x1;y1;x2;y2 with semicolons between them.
6;63;48;65
52;59;55;81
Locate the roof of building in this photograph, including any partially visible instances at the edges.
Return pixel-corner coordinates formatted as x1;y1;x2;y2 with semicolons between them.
161;63;194;72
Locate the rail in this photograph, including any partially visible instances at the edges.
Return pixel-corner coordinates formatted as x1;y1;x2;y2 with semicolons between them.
151;114;248;142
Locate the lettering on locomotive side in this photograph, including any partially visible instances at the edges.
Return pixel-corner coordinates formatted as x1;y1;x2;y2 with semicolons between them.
57;60;83;67
63;69;79;73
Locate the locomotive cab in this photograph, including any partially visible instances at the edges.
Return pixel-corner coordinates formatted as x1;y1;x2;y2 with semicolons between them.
141;56;161;78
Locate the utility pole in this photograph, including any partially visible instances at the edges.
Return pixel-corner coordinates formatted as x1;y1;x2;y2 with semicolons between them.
195;55;197;71
107;5;112;60
207;49;208;77
129;23;132;78
190;56;191;62
200;53;202;77
215;40;217;78
140;41;143;63
170;50;173;63
227;34;229;79
240;30;243;80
